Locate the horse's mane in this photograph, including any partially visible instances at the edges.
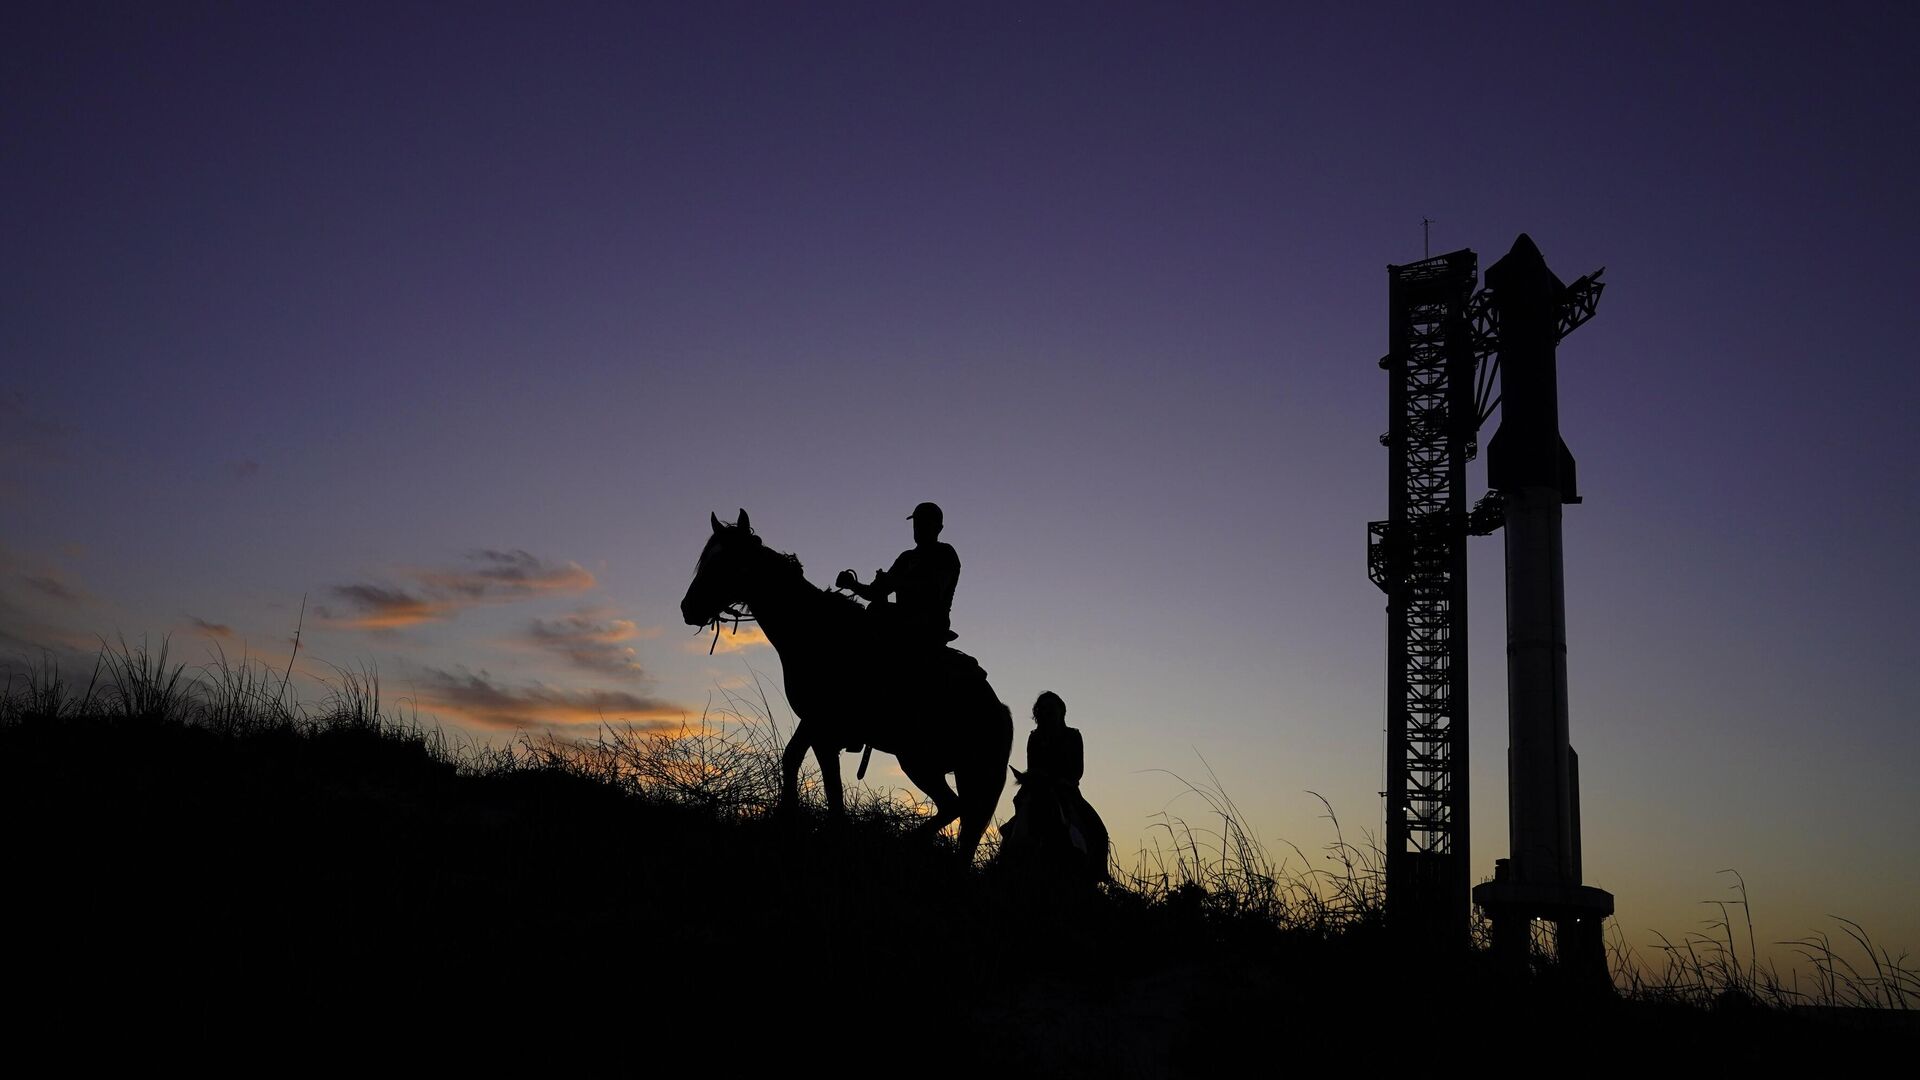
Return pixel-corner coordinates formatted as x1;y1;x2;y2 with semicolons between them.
703;519;888;644
768;547;870;630
730;529;870;627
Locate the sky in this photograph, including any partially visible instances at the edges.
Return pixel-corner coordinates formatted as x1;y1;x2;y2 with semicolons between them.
4;2;1916;974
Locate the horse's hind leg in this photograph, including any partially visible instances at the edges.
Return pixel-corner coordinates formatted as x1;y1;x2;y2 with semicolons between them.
956;700;1014;862
813;741;844;817
953;763;1009;863
898;758;961;841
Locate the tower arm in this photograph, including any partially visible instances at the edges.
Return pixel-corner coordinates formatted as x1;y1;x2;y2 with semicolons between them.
1467;266;1605;431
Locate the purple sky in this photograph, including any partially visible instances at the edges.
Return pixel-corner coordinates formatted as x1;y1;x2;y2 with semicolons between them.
5;3;1915;971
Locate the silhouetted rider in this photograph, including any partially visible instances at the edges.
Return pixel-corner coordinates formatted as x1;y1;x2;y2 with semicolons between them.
837;501;961;646
1024;691;1083;789
1000;690;1108;887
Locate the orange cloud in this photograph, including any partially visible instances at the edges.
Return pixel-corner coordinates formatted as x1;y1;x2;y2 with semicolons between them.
323;550;598;632
523;613;659;680
414;549;596;599
410;665;685;730
320;584;455;630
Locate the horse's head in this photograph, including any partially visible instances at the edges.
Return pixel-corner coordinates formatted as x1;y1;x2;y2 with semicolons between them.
1007;766;1032;817
681;509;763;628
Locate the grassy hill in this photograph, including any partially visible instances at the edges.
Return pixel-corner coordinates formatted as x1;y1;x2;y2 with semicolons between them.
3;643;1910;1070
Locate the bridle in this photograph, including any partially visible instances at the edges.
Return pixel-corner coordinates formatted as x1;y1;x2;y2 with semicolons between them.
693;538;843;654
703;602;755;655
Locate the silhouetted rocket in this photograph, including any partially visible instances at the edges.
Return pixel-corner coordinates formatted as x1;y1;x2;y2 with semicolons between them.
1470;233;1613;984
1483;232;1594;892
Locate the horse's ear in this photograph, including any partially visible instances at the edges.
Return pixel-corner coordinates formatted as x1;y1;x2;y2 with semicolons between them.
1010;766;1025;785
737;508;751;532
710;512;723;534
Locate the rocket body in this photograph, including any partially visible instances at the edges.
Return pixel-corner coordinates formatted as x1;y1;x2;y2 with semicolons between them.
1500;485;1579;884
1484;234;1583;890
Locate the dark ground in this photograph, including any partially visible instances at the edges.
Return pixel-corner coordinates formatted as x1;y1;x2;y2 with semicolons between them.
2;712;1908;1071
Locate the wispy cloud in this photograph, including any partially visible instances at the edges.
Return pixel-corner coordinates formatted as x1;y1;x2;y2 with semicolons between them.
187;616;235;638
323;550;597;631
1;546;94;610
523;613;656;680
321;584;453;630
21;574;85;604
416;549;596;600
409;665;683;730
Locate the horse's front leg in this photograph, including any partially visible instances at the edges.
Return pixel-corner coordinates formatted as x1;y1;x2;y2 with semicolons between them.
780;721;811;815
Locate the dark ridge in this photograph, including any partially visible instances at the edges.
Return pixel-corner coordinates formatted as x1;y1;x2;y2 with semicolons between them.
2;653;1909;1069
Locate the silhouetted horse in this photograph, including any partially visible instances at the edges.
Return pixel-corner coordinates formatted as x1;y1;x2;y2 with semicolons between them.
681;510;1012;860
998;766;1110;885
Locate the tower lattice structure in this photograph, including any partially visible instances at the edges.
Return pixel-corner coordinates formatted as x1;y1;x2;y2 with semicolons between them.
1368;250;1479;940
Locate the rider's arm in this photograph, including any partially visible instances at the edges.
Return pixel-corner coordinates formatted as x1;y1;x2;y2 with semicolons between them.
839;566;892;603
869;550;915;602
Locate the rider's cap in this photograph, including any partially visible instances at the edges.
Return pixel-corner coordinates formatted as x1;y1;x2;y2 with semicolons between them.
908;501;944;526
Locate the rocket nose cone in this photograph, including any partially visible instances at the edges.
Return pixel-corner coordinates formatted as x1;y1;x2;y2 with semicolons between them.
1486;232;1563;293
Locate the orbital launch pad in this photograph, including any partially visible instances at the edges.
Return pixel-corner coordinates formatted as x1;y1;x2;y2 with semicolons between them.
1368;233;1612;981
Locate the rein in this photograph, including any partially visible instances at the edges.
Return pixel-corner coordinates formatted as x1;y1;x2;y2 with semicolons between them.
698;546;820;655
706;604;755;655
701;583;850;654
694;545;876;768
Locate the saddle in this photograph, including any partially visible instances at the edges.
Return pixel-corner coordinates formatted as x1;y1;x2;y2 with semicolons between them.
844;628;988;757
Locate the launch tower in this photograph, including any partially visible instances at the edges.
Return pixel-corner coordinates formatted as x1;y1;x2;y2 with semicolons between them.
1369;234;1611;981
1368;249;1480;942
